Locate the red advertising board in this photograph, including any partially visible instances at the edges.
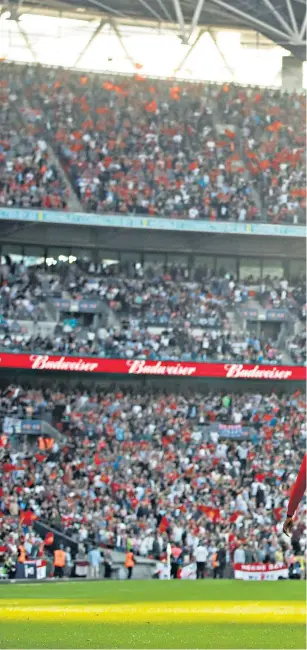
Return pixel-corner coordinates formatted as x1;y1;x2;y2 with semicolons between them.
0;353;305;380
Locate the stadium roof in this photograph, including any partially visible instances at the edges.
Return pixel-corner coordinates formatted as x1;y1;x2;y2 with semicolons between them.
7;0;306;60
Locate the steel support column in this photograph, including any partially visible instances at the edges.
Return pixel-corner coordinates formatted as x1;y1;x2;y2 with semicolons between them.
172;0;187;43
137;0;164;21
187;0;206;42
111;20;136;68
261;0;296;37
17;21;37;62
285;0;300;37
208;29;235;80
299;11;307;39
174;28;204;73
211;0;293;42
74;20;106;67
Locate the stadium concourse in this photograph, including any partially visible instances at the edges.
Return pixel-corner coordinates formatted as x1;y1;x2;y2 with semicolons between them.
0;62;305;224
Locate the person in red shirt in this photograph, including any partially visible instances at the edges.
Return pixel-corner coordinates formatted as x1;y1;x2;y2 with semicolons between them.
283;454;306;536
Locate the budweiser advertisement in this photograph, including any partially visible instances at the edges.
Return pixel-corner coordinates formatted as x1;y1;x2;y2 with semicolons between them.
234;562;288;581
0;353;305;380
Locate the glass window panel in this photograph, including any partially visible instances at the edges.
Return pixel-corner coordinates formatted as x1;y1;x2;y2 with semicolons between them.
194;256;215;269
24;246;44;257
100;251;119;264
289;259;306;281
2;245;23;255
144;253;166;264
262;259;284;278
120;252;141;263
240;258;261;280
216;257;236;276
73;249;94;261
167;253;188;264
47;247;70;258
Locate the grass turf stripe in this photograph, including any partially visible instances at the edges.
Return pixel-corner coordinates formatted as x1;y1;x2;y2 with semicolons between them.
0;601;305;624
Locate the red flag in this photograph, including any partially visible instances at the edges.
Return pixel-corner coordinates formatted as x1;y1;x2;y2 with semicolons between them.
20;510;37;526
273;508;283;521
44;532;54;546
170;86;181;100
159;516;169;533
103;81;114;91
145;100;157;113
225;128;235;139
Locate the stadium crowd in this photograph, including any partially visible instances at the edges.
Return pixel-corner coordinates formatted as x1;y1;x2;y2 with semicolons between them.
0;63;305;223
288;333;306;366
216;84;306;224
0;385;305;577
0;326;284;364
0;69;69;210
0;259;287;363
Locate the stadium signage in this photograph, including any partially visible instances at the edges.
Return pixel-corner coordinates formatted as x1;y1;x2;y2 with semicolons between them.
30;355;99;372
234;562;288;581
126;360;196;376
0;353;305;380
0;208;305;237
224;364;293;379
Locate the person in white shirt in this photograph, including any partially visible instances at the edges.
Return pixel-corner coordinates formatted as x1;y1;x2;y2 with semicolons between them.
88;546;101;579
195;541;208;579
233;543;246;564
237;442;248;470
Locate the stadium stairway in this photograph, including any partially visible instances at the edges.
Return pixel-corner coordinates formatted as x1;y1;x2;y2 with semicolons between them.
44;138;82;212
19;97;82;213
211;96;263;215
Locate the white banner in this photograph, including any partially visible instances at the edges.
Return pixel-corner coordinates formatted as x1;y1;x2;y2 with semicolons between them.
156;562;197;580
156;562;170;580
179;562;197;580
234;562;288;581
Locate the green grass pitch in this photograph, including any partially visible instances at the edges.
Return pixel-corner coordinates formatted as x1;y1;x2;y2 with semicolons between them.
0;580;305;649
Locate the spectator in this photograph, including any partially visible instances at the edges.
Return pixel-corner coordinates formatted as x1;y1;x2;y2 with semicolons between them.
104;549;113;579
125;550;135;580
53;545;66;578
233;543;246;565
88;546;101;579
217;544;227;578
195;541;208;579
